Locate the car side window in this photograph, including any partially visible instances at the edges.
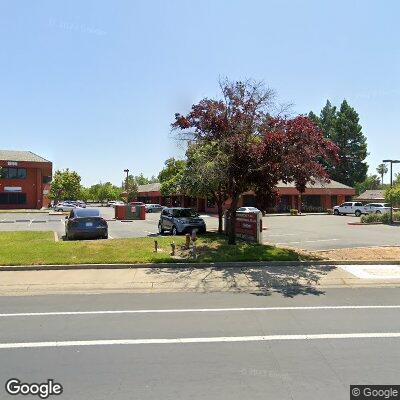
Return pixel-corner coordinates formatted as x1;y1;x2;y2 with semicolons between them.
69;210;74;218
355;203;363;206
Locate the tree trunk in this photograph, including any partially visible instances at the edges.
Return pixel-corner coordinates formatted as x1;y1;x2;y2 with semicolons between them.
298;193;302;214
228;196;239;245
217;200;223;234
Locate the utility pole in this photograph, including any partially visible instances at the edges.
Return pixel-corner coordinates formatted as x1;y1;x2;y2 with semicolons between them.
383;159;400;224
124;169;129;203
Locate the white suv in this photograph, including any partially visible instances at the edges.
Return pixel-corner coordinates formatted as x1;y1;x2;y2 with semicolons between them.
364;203;391;214
333;202;366;217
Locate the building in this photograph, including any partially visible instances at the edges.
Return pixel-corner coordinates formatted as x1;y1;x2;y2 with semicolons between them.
0;150;52;209
354;190;385;203
137;179;355;213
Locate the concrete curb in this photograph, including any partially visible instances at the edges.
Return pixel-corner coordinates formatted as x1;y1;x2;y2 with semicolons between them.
1;260;400;272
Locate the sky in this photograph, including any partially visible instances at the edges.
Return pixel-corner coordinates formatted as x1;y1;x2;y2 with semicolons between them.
0;0;399;186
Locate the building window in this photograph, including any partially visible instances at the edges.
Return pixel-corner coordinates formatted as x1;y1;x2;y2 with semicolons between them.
0;168;27;179
0;193;27;204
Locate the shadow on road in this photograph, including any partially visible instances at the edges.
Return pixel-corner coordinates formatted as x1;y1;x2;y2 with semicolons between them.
145;264;336;297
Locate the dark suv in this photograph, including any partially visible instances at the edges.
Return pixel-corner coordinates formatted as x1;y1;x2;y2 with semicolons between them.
158;207;206;235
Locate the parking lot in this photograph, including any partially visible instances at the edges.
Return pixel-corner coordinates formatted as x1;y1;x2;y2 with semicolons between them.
0;209;398;251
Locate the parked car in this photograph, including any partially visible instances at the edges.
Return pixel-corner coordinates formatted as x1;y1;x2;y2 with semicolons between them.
65;208;108;240
54;202;79;212
129;201;145;206
333;202;366;217
158;207;206;235
364;203;391;214
237;207;261;213
67;200;86;208
145;204;163;213
108;201;124;207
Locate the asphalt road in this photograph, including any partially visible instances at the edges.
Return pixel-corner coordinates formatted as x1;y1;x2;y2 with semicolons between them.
0;288;399;399
0;210;399;250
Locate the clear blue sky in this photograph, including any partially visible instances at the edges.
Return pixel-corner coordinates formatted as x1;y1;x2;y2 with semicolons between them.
1;0;399;186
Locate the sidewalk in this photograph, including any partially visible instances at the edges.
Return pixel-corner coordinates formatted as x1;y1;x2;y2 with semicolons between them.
1;263;399;296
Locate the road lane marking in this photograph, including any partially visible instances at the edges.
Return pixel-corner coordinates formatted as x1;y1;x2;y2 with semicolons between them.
341;265;400;279
268;234;297;237
276;239;339;245
1;332;400;349
1;305;400;317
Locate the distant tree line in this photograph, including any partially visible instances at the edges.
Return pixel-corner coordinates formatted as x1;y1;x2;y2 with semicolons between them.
49;170;158;204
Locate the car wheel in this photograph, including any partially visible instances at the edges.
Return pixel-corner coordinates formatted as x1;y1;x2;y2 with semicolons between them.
376;210;381;214
355;210;362;217
171;226;178;236
333;209;339;216
148;209;152;213
158;223;164;234
103;234;108;239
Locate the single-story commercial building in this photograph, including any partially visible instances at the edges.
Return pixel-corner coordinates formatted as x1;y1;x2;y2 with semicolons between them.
137;179;355;213
0;150;52;209
354;190;385;203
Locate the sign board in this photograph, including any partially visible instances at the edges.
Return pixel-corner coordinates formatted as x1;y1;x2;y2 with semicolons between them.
4;187;22;192
224;211;263;243
7;161;18;166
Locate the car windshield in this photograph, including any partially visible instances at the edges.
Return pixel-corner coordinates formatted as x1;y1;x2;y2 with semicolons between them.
74;208;100;218
172;209;198;218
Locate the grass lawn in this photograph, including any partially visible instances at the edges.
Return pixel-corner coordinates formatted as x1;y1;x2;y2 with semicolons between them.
0;231;309;266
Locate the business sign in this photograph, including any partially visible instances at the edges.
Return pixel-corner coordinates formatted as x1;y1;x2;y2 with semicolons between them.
4;187;22;192
225;211;263;243
7;161;18;166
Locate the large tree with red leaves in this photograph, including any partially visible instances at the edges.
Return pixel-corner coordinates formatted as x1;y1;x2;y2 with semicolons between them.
173;80;338;244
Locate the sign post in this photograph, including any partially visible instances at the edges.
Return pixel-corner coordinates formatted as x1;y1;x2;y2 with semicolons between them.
224;211;263;243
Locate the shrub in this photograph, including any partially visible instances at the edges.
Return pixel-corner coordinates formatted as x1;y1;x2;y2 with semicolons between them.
361;211;400;224
361;213;382;224
290;209;298;216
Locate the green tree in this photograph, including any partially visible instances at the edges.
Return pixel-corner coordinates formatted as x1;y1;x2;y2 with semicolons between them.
124;175;138;202
355;175;381;195
181;142;229;233
158;158;186;196
133;173;159;186
385;185;400;207
49;169;82;203
79;187;90;202
311;99;368;187
376;163;388;186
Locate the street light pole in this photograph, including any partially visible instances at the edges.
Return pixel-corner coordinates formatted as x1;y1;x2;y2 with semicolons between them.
383;159;400;224
124;169;129;203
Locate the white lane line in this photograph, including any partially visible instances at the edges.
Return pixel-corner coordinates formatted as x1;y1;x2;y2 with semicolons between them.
276;238;339;245
1;305;400;318
268;234;297;237
1;332;400;349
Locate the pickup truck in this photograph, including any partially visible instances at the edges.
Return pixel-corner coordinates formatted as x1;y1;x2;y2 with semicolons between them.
333;202;391;217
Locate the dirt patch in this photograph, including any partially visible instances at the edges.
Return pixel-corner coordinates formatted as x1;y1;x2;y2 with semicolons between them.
314;246;400;261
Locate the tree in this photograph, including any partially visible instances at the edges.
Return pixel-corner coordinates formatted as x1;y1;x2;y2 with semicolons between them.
385;185;400;207
158;158;186;196
124;175;138;202
354;175;381;195
49;169;82;203
173;79;338;244
181;142;229;233
310;100;368;187
394;173;400;186
376;163;388;185
134;173;159;186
